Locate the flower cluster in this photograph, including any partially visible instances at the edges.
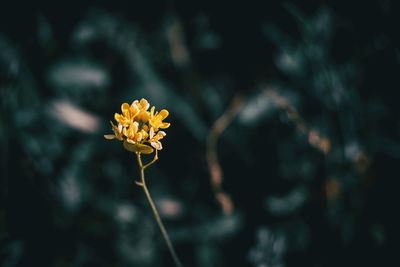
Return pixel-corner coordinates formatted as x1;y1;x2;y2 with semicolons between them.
104;98;170;154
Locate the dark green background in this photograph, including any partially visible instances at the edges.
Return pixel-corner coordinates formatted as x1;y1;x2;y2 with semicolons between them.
1;1;398;266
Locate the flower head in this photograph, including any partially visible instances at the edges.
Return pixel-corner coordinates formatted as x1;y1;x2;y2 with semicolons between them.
149;107;170;131
104;98;169;154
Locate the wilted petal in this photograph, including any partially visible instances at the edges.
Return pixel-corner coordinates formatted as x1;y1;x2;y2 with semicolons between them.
149;127;155;139
151;141;162;150
158;131;166;137
126;138;135;144
104;134;116;139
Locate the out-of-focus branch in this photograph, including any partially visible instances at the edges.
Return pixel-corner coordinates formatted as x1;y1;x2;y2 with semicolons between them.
265;88;331;154
264;88;373;202
206;95;244;214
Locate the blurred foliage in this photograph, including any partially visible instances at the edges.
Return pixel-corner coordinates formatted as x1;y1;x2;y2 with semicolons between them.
1;1;399;266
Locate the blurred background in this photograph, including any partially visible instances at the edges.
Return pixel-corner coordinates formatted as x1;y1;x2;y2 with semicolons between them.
1;1;399;266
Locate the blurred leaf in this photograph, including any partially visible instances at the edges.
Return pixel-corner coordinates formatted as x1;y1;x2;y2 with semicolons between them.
47;59;110;90
264;185;310;217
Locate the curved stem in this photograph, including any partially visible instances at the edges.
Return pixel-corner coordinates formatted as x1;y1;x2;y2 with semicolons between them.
143;149;158;169
136;153;183;267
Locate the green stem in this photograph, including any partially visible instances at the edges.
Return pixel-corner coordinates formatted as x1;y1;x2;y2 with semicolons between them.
136;153;183;267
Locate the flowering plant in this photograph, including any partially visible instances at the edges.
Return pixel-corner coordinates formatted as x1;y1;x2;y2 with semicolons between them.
105;98;182;267
104;98;170;153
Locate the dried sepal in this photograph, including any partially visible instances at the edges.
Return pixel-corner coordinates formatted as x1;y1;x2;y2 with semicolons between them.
123;140;154;154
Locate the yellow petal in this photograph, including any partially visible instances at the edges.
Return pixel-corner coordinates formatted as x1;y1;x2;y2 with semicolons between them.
130;105;140;118
121;103;130;117
149;120;161;130
104;134;116;139
114;113;122;122
159;122;170;129
140;111;150;122
159;109;169;119
140;98;150;111
150;106;155;118
123;140;154;154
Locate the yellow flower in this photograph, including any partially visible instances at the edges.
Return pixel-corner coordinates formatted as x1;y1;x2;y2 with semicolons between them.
149;106;170;131
133;99;151;122
114;102;140;126
104;98;169;153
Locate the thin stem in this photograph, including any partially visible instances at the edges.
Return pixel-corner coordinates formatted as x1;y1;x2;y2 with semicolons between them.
136;153;183;267
143;149;158;169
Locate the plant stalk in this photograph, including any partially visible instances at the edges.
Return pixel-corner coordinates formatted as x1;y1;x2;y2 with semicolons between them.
136;153;183;267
